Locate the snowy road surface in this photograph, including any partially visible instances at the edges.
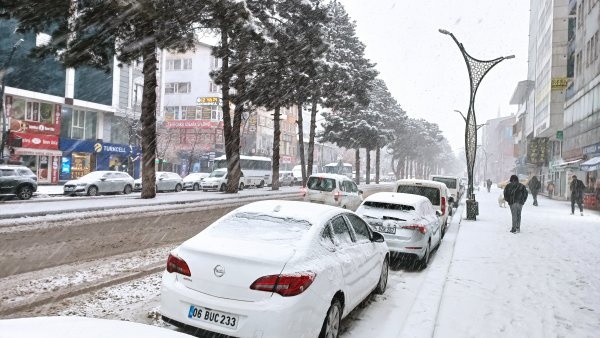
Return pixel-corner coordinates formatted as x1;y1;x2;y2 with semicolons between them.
1;186;599;337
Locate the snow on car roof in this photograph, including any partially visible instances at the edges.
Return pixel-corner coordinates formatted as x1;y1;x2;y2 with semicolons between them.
395;178;448;188
364;192;428;206
233;199;344;226
309;173;351;180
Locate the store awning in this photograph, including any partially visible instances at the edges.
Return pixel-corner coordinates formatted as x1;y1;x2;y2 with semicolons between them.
555;159;583;168
580;156;600;172
13;147;63;157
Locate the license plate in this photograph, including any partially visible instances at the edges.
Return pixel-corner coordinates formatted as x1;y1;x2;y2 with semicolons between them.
64;187;74;191
375;225;396;234
188;305;239;329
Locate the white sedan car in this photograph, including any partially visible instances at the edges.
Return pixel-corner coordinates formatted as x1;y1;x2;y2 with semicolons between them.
356;192;443;269
182;172;210;191
159;200;389;338
134;171;183;192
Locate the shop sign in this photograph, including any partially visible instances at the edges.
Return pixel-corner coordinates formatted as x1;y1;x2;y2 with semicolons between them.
9;119;60;135
526;137;549;165
166;120;222;129
52;157;59;184
556;130;563;141
10;132;59;149
551;77;568;90
583;142;600;156
196;97;221;106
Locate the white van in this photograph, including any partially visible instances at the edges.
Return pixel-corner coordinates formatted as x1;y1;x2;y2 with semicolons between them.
200;168;247;191
394;179;450;238
430;175;462;208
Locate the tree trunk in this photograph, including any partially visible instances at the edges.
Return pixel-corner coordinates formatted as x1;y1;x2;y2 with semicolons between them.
355;148;360;185
296;101;307;186
365;148;371;184
272;106;281;190
140;40;157;199
307;98;318;178
375;146;380;184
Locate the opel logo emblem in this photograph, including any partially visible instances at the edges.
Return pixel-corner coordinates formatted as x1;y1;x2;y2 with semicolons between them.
214;265;225;278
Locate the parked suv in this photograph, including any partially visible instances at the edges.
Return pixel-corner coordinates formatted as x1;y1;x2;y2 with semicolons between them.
430;175;462;208
302;173;363;210
0;165;37;200
394;179;450;237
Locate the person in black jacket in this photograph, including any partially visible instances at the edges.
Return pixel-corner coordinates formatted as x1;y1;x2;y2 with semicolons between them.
570;175;586;216
528;176;541;206
503;175;528;233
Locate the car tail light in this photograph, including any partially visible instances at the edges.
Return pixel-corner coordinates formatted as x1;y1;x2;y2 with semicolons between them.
334;190;341;201
401;224;427;234
166;254;191;276
441;196;446;215
250;272;316;297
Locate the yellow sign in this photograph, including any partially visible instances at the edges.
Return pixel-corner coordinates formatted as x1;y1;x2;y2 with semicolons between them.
551;78;568;90
94;143;102;152
196;97;221;106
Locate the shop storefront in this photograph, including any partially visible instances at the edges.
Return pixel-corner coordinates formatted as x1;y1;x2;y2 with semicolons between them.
580;142;600;210
59;138;141;180
5;95;62;184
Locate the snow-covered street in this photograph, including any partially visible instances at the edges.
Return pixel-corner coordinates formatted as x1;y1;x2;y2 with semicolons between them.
6;185;597;337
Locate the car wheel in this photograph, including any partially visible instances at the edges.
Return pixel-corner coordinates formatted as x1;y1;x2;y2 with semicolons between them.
155;185;159;193
87;186;98;196
175;184;182;192
441;221;447;239
258;180;264;188
193;183;199;191
319;299;342;338
16;185;34;200
239;182;244;190
219;183;226;192
123;185;132;194
418;242;431;270
374;256;389;295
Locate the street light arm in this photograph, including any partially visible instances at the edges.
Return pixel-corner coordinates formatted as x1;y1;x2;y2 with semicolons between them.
454;109;467;123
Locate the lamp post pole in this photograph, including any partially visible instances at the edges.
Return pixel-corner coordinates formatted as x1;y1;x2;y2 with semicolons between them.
1;38;24;161
440;29;513;220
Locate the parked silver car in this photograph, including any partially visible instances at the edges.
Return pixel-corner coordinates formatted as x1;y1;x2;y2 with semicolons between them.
64;171;134;196
134;171;183;192
182;172;210;191
356;192;442;269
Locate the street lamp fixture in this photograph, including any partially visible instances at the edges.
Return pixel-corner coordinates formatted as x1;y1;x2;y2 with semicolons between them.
1;38;25;161
440;29;513;220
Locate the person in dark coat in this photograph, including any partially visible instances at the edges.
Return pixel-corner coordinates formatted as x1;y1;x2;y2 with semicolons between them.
503;175;528;233
486;179;492;192
528;176;542;206
570;175;586;216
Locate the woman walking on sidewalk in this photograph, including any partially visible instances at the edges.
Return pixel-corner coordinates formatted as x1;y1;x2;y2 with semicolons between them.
570;175;586;216
503;175;528;233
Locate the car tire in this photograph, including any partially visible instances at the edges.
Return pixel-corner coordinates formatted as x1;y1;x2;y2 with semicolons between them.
87;186;98;196
319;298;342;338
16;185;34;200
175;184;182;192
373;256;389;295
155;185;159;193
239;182;244;190
123;185;132;195
258;180;264;188
418;242;431;270
193;183;199;191
219;183;226;192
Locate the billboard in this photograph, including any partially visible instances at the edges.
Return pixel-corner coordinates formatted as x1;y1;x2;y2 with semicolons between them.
526;137;549;165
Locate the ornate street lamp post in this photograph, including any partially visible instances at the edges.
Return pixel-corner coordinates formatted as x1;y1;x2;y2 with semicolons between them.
440;29;514;220
1;38;24;161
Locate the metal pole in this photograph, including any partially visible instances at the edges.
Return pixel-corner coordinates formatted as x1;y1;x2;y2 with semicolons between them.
1;38;24;161
440;29;513;220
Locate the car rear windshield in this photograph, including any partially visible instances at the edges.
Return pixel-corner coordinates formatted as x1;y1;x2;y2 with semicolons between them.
362;201;415;211
431;177;457;189
209;212;311;242
396;185;441;206
307;177;336;192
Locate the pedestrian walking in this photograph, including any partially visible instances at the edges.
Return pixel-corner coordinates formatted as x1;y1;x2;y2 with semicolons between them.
503;175;528;233
528;175;541;206
486;179;492;193
570;175;586;216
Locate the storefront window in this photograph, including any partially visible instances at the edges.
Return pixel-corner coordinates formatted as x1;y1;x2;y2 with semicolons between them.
71;152;91;179
109;154;128;171
21;155;37;174
10;97;26;120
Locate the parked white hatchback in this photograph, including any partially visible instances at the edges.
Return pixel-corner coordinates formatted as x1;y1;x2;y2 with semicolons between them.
159;200;389;338
356;192;442;269
200;168;246;191
303;173;363;210
182;172;210;191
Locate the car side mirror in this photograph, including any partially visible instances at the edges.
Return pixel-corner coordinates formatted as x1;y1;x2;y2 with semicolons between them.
159;177;164;180
436;210;442;217
372;231;385;243
359;190;363;195
100;177;107;181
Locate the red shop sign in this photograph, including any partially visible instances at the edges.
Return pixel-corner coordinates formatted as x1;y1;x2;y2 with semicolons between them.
10;132;59;150
10;119;60;135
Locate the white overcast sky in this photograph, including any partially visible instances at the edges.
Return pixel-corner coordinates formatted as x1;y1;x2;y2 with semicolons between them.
341;0;531;152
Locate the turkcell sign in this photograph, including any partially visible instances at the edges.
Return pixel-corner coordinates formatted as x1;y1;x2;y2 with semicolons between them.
103;145;127;153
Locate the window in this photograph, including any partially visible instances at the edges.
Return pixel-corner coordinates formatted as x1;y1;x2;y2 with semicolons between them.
330;216;353;245
345;214;371;242
166;58;191;71
182;106;197;120
164;106;178;120
25;102;40;121
211;105;222;120
165;82;191;94
209;81;219;93
183;59;192;70
211;56;219;69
